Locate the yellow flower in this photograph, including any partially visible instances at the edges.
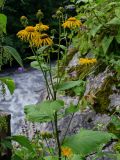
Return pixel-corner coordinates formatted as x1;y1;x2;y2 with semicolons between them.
62;147;72;157
30;33;42;47
62;17;82;29
40;33;53;46
79;58;97;65
30;33;53;47
17;29;28;41
35;23;49;32
17;26;39;42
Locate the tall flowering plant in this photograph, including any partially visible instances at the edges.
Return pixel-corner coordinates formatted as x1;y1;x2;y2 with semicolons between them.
14;8;116;160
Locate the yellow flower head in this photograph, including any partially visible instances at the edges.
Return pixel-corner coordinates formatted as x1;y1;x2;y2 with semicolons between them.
40;33;53;46
62;147;72;157
17;29;28;41
35;23;49;32
79;58;97;65
30;33;42;47
62;17;82;29
17;26;39;42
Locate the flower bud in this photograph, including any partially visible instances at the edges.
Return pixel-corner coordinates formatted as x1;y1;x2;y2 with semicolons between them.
36;9;44;21
59;7;64;13
56;10;62;18
20;16;28;27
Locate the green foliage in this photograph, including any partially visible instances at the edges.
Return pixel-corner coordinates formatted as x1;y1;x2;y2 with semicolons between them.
57;80;85;91
0;13;7;33
73;0;120;74
63;129;116;156
0;116;7;132
24;100;64;122
3;46;23;67
0;77;15;94
11;135;34;153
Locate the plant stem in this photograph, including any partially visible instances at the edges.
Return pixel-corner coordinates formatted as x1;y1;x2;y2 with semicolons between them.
61;97;81;144
31;46;54;99
48;53;56;100
57;18;61;84
54;112;61;160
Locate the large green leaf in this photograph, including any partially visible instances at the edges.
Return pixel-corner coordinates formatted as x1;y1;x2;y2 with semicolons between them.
63;129;116;156
101;36;114;54
57;80;85;91
11;135;34;153
24;100;64;122
0;77;15;94
3;46;23;67
0;13;7;33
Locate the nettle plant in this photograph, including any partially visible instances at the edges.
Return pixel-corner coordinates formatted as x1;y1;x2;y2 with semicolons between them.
12;8;119;160
71;0;120;76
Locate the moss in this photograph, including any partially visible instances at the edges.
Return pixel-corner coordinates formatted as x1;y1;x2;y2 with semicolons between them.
0;116;8;132
93;76;114;114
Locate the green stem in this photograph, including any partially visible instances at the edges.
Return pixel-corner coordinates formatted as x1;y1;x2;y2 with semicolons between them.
61;97;81;144
54;112;61;160
57;18;61;84
31;47;54;99
48;53;56;100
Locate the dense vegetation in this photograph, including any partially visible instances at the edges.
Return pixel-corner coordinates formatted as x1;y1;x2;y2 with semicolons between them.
0;0;120;160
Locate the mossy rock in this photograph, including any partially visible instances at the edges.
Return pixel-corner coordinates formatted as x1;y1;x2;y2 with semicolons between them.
93;76;115;114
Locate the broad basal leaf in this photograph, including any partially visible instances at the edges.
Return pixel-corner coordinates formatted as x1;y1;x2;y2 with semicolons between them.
24;100;64;123
3;46;23;67
0;77;15;94
63;129;116;156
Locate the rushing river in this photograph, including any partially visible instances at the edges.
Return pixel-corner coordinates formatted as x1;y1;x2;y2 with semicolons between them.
0;68;45;134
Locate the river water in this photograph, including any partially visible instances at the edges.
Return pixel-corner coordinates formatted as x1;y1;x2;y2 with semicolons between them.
0;68;45;134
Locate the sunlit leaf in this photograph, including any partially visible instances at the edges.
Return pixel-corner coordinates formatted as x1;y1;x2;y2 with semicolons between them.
0;77;15;94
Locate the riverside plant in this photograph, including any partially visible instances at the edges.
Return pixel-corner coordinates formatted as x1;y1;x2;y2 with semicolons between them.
11;8;119;160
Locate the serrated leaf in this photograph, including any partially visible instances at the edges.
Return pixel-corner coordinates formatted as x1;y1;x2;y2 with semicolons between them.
0;13;7;33
24;100;64;122
11;135;34;153
3;46;23;67
102;36;113;54
0;77;15;94
63;129;116;156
